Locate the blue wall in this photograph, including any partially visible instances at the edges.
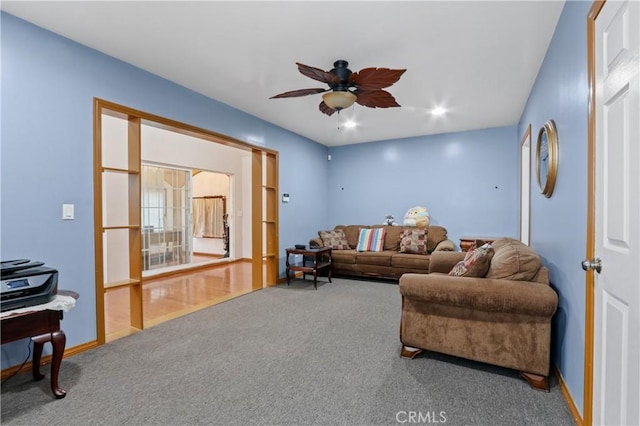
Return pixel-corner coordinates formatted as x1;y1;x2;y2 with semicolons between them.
518;0;591;415
327;126;520;246
0;12;329;368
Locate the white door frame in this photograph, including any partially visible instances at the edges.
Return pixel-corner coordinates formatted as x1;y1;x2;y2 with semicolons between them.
519;124;532;246
586;1;640;424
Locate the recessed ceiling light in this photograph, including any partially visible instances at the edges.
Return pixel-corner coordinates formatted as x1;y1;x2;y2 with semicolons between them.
431;107;447;116
343;120;357;129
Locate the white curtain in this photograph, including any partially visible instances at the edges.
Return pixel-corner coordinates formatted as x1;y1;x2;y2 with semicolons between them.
192;197;224;238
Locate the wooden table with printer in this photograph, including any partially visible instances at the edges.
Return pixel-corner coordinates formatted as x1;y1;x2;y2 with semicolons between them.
1;290;79;399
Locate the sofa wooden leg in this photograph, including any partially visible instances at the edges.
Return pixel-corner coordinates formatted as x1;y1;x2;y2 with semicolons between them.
520;371;549;392
400;345;423;359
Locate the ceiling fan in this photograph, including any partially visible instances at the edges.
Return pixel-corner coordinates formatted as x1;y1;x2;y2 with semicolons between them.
270;60;406;116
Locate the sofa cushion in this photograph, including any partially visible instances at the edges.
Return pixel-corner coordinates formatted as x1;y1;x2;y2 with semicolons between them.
426;226;448;253
392;253;430;270
356;251;395;266
330;249;357;265
318;229;350;250
449;244;495;277
335;225;366;249
385;225;405;250
485;238;541;281
400;228;428;254
531;266;550;285
433;239;456;251
356;228;386;252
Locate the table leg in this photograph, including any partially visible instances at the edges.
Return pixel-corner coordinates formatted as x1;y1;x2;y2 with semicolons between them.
313;255;318;290
31;330;67;399
49;330;67;399
286;252;291;285
302;255;307;281
31;335;47;381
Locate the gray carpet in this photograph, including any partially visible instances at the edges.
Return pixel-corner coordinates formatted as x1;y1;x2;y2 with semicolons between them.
1;278;574;425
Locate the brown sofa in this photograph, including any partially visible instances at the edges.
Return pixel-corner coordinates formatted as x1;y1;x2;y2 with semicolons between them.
309;225;454;280
398;238;558;391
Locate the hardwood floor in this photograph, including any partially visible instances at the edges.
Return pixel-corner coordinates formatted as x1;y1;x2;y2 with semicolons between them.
144;252;225;272
104;260;255;340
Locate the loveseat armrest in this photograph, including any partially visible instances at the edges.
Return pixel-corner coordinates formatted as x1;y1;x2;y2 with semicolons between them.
309;237;324;248
428;251;465;274
433;239;455;252
399;273;558;317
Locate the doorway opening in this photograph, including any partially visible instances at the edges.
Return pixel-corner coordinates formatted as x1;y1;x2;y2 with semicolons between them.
94;99;279;344
138;166;234;277
191;171;231;262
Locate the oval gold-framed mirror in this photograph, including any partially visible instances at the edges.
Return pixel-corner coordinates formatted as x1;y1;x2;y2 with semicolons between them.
536;120;558;198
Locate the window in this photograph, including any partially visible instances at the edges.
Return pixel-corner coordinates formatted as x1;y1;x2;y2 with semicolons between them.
141;164;191;271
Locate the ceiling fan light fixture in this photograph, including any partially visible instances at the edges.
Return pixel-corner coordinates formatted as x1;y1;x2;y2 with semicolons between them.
322;91;357;110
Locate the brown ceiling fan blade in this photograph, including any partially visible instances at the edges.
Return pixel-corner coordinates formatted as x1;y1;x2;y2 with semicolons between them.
354;90;401;108
297;63;341;85
319;101;336;116
270;88;328;99
349;68;406;90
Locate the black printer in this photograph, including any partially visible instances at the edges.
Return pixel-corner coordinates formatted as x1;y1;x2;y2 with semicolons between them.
1;259;58;312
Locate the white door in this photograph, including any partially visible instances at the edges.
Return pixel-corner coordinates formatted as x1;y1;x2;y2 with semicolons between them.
592;1;640;424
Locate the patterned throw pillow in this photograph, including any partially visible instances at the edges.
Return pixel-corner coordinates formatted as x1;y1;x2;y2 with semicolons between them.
318;229;350;250
449;244;495;277
356;228;386;252
400;229;427;255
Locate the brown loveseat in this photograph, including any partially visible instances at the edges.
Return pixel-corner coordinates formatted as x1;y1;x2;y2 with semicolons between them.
309;225;454;280
398;238;558;391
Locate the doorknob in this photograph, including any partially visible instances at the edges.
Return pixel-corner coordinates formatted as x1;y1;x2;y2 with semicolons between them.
582;258;603;273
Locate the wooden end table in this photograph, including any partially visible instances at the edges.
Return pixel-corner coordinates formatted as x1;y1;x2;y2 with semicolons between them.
285;247;332;290
459;236;498;252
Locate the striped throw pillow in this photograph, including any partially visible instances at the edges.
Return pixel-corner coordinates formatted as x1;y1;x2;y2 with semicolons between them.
356;228;386;252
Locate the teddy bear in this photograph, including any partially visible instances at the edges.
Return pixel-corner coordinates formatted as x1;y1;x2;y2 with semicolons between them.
384;214;398;226
403;206;430;227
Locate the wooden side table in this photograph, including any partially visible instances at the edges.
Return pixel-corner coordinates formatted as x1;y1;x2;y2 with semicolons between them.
1;290;79;399
285;247;332;290
459;237;498;252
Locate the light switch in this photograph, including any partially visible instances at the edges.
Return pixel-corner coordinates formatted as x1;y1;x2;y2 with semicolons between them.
62;204;74;220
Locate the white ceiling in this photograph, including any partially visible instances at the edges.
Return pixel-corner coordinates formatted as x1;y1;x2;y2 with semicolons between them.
2;1;565;147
